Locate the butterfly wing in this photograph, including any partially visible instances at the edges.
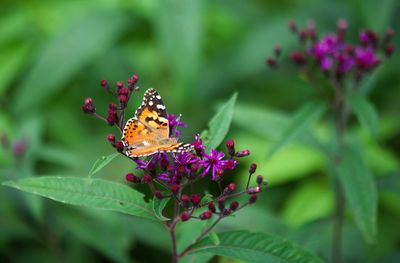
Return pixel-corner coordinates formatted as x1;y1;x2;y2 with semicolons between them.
134;88;170;139
122;88;183;157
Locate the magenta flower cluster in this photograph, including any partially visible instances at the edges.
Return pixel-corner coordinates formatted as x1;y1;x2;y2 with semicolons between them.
267;19;395;82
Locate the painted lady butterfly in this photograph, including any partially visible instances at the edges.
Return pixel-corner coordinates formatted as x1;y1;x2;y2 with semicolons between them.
122;88;193;157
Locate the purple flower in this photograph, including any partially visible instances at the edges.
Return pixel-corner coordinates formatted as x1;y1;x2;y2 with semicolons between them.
192;134;205;156
355;47;379;70
168;114;185;137
174;152;199;173
200;149;238;181
320;56;333;71
312;34;341;59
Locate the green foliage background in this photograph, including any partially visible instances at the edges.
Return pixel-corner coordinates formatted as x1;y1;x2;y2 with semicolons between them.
1;0;399;262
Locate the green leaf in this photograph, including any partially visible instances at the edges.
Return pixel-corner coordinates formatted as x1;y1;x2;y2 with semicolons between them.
336;146;377;243
13;12;126;113
206;93;237;151
209;232;220;245
3;176;155;220
347;90;379;137
269;101;327;157
88;152;119;178
152;197;170;221
187;231;324;263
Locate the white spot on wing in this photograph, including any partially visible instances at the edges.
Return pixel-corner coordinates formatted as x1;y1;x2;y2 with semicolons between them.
156;104;166;110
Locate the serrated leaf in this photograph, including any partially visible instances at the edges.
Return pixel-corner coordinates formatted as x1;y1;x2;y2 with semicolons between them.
187;231;324;263
206;93;237;151
153;197;170;221
336;146;377;243
2;176;155;220
269;101;327;157
347;90;379;137
88;152;119;178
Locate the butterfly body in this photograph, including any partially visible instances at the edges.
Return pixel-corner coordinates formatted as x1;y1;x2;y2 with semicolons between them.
122;88;192;157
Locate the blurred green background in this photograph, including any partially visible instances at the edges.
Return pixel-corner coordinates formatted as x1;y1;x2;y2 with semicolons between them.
1;0;399;262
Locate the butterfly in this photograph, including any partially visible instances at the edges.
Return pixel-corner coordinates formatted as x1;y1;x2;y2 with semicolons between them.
121;88;193;157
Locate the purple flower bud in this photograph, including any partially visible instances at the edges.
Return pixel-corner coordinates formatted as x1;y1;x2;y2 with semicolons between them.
247;186;261;194
249;163;257;174
126;173;138;182
107;134;115;143
116;81;124;89
82;97;95;114
290;51;306;65
266;57;277;68
190;194;201;206
155;191;163;199
249;194;257;204
235;149;250;157
208;202;216;213
230;201;239;211
142;174;152;183
171;184;180;194
115;141;124;152
100;79;108;87
226;139;235;156
181;194;190;206
180;212;190;222
200;210;212;220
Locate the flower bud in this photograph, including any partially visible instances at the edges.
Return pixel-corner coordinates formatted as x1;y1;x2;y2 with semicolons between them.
256;175;263;186
119;87;129;96
115;141;124;152
208;202;216;213
180;212;190;222
235;149;250;157
224;183;236;194
290;51;306;65
181;194;190;206
190;194;201;206
119;95;128;104
154;191;163;199
107;134;115;143
288;20;297;33
142;174;152;183
249;194;257;204
100;79;108;87
171;184;180;194
126;173;138;182
249;163;257;174
82;97;95;114
200;210;212;220
226;139;235;156
266;57;277;67
230;201;239;211
116;81;124;89
222;208;232;216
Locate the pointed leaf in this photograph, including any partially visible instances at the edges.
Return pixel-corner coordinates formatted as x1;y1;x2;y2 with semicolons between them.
347;90;379;137
3;176;155;220
187;231;324;263
88;152;119;177
336;146;377;243
206;93;237;150
269;101;326;157
153;197;170;221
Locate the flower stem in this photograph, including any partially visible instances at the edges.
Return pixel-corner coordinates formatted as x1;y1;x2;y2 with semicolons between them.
331;78;347;263
178;216;223;259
